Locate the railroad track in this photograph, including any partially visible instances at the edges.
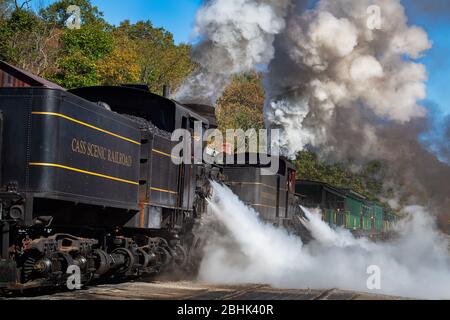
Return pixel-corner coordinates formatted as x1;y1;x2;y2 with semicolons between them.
2;281;405;300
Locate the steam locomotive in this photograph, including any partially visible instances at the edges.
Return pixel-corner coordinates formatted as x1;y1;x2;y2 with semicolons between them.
0;74;306;292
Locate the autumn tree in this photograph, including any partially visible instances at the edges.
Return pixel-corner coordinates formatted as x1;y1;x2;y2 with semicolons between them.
117;20;195;95
216;72;265;132
0;0;195;91
97;30;141;85
209;72;265;153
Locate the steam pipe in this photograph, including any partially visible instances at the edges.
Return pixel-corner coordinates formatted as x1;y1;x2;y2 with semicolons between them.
1;222;9;259
163;85;171;98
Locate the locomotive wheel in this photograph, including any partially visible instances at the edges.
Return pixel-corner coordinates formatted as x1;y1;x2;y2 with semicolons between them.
140;246;157;267
111;248;135;275
22;251;44;283
22;250;74;284
93;249;112;277
172;244;188;269
136;248;150;269
186;238;205;273
50;251;74;280
155;246;171;271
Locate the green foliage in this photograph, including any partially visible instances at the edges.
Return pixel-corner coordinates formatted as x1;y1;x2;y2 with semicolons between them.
0;7;59;74
40;0;113;88
117;20;195;94
118;20;169;42
0;1;193;91
40;0;104;27
48;20;113;88
294;151;389;201
47;51;100;88
61;24;113;60
0;1;12;57
0;9;39;62
5;6;38;31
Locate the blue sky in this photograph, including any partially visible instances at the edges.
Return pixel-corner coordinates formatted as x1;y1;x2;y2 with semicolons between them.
402;2;450;117
34;0;449;115
34;0;202;43
90;0;202;44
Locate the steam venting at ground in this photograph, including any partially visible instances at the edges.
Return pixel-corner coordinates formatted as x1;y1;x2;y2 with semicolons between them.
177;0;450;225
198;182;450;299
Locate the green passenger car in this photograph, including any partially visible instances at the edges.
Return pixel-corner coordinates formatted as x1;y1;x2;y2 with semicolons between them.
296;180;388;236
341;190;366;231
370;203;384;232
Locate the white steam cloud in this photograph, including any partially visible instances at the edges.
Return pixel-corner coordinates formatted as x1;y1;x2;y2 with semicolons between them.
176;0;432;160
199;182;450;299
175;0;292;104
266;0;432;158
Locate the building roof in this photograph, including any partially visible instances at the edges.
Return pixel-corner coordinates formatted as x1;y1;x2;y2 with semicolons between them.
0;60;65;90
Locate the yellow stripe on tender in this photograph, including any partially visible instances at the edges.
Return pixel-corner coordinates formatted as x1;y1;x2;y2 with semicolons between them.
29;162;139;186
251;203;277;209
152;149;180;160
229;181;278;190
140;202;180;210
150;187;178;195
32;112;141;146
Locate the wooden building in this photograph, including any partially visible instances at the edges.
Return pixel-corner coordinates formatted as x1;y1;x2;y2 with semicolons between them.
0;60;64;89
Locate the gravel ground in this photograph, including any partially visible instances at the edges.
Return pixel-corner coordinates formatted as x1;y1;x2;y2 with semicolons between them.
2;281;407;300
